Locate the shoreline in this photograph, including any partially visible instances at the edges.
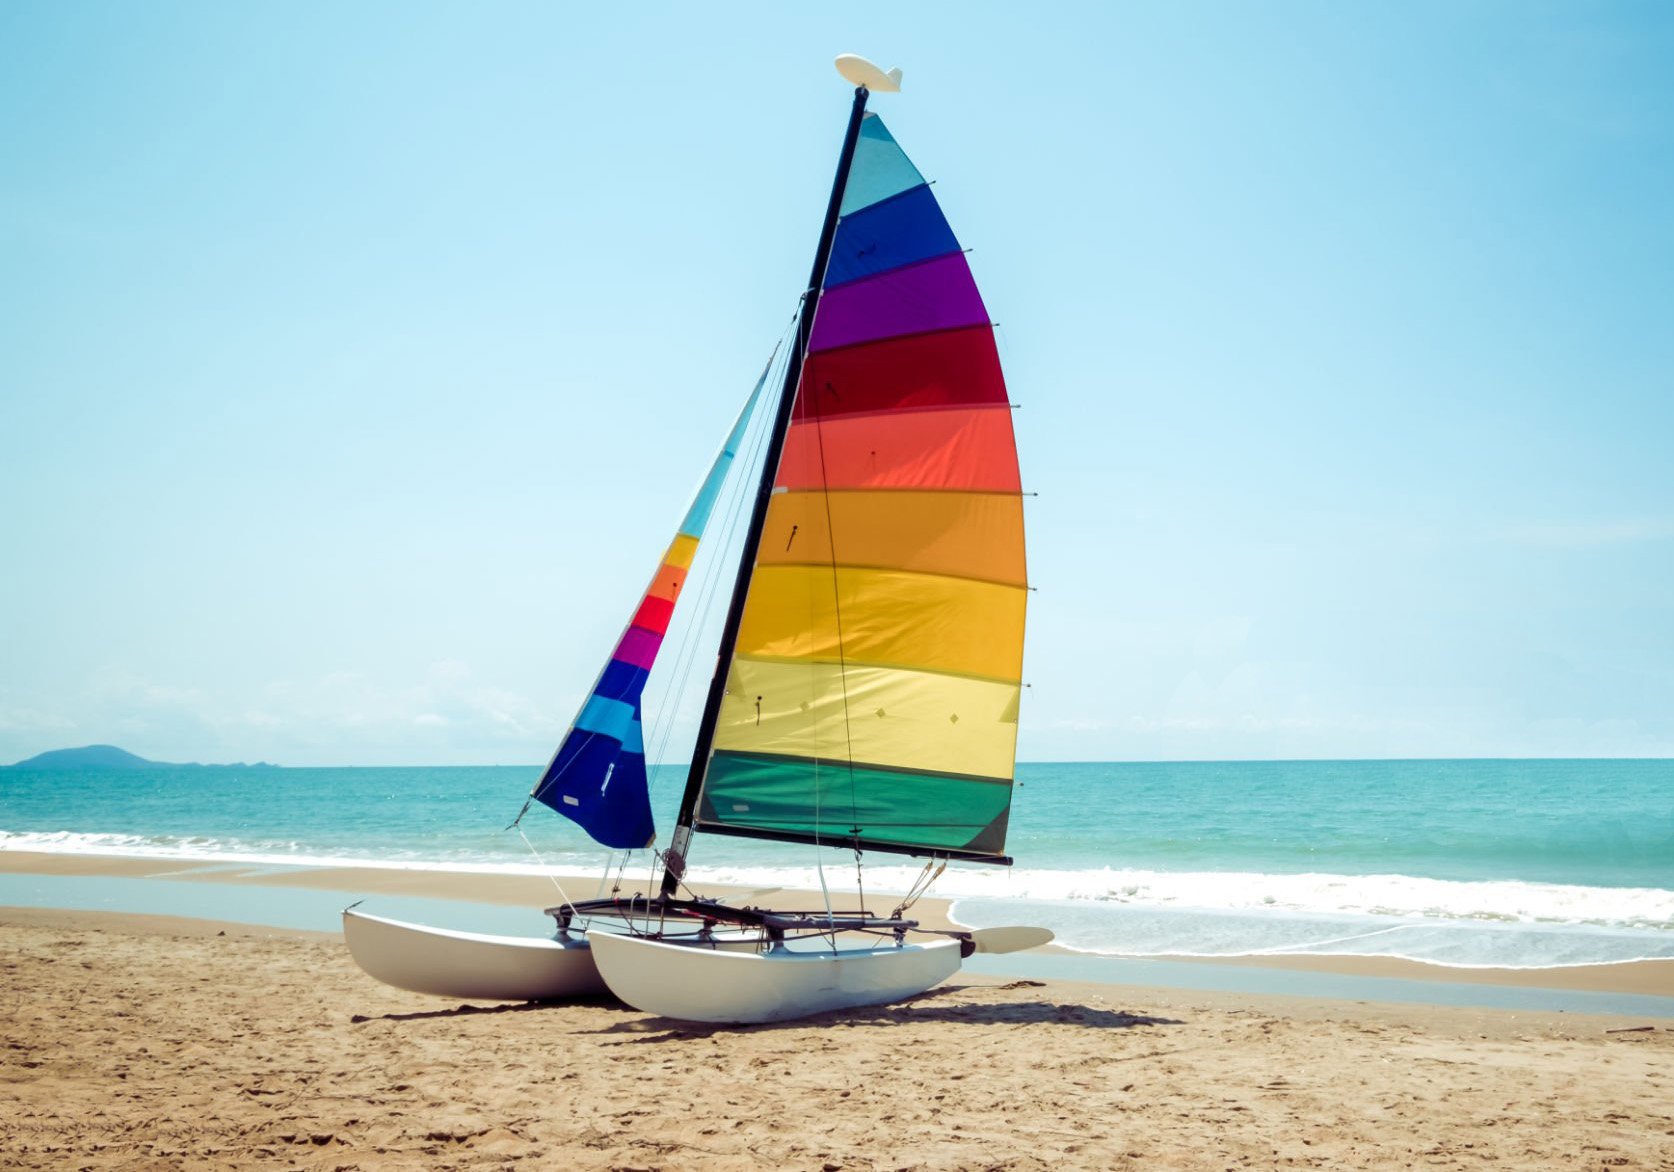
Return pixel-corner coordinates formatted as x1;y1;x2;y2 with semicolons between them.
2;902;1666;1032
4;847;1671;1002
1167;947;1674;996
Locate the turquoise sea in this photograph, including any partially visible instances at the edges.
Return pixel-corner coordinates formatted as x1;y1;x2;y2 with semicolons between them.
2;758;1671;970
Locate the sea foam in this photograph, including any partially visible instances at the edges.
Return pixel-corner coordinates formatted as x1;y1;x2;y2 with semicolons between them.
6;829;1672;967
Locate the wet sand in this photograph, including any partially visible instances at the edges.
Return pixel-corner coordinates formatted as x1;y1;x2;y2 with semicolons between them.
4;848;1671;996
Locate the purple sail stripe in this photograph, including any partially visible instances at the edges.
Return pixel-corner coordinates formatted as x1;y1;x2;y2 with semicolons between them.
613;625;664;670
809;253;989;353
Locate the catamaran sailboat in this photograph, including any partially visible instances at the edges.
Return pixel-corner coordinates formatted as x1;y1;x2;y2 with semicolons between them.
345;54;1045;1023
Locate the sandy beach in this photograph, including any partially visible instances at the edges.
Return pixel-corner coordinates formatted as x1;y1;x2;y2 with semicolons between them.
4;854;1674;1169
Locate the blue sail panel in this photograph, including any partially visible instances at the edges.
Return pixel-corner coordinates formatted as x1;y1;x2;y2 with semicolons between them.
825;183;960;288
531;699;655;849
592;659;649;703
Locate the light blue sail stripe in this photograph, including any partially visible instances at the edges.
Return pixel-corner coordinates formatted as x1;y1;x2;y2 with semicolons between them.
677;358;770;538
573;694;637;745
839;113;926;217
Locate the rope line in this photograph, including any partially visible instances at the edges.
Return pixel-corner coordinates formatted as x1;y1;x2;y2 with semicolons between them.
639;322;794;801
809;372;863;845
508;319;797;914
890;858;945;920
517;827;578;916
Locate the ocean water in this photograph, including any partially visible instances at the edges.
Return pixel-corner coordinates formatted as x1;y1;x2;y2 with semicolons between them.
2;759;1671;970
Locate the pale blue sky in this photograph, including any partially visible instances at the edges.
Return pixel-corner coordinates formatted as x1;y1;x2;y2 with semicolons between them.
3;3;1671;766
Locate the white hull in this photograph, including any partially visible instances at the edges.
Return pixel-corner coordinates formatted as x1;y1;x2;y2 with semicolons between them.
343;909;606;1001
588;928;963;1024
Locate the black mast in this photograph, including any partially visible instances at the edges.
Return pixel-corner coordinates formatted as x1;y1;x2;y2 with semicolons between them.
660;84;871;898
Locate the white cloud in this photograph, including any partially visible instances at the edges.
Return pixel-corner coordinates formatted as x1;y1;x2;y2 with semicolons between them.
0;660;566;766
0;706;76;734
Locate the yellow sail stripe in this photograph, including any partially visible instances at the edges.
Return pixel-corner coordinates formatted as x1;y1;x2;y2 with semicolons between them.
665;532;700;570
712;656;1021;780
735;565;1025;683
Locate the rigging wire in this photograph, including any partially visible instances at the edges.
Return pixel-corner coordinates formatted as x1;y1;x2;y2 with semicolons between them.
806;327;863;947
506;317;796;914
638;319;794;796
513;321;793;848
632;311;798;914
516;827;579;915
890;858;946;920
599;851;627;899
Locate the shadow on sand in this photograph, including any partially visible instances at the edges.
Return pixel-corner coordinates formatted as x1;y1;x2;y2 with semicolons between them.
349;993;624;1024
583;983;1184;1042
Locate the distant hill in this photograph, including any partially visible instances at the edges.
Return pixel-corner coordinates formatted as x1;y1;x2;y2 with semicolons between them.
7;744;163;770
3;745;278;770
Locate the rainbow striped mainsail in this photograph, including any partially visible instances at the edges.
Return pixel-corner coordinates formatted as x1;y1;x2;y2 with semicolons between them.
694;113;1026;860
528;370;767;848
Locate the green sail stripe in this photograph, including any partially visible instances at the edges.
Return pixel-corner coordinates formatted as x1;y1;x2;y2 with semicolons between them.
698;750;1012;857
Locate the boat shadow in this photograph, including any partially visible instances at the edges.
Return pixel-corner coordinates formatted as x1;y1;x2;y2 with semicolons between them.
585;985;1183;1041
350;994;624;1024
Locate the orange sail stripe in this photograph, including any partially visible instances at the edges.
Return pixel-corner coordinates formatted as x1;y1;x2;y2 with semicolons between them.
775;405;1021;492
645;561;687;604
756;489;1026;587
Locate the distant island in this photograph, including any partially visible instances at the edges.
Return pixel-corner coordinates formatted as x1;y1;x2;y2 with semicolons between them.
2;744;278;770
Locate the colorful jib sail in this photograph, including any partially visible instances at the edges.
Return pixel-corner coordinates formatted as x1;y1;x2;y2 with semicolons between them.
696;113;1027;860
527;368;768;849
